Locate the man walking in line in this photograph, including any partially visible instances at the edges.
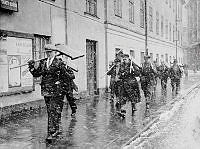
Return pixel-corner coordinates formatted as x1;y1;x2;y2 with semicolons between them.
140;55;157;115
28;44;72;141
158;60;169;96
169;59;182;96
118;54;141;117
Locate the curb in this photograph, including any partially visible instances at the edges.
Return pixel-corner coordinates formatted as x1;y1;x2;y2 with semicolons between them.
122;81;200;149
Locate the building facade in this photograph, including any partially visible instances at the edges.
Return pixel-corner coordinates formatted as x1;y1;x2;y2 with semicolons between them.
0;0;67;95
105;0;185;68
66;0;106;95
185;0;200;70
0;0;186;96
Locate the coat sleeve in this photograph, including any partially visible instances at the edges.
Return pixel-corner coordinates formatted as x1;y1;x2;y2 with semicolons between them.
59;62;75;81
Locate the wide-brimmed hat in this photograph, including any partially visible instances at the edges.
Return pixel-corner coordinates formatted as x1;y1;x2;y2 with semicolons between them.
144;55;151;59
123;54;129;58
116;49;123;55
44;44;58;52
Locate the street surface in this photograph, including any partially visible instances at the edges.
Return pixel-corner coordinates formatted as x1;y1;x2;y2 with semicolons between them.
0;72;200;149
131;77;200;149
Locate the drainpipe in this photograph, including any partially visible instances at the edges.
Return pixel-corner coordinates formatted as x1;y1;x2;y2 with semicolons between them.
144;0;148;56
104;0;108;91
64;0;68;45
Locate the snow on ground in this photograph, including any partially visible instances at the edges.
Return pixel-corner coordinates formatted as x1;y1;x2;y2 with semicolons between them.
124;86;200;149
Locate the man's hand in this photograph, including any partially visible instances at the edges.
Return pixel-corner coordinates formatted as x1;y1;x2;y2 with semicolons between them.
28;60;35;69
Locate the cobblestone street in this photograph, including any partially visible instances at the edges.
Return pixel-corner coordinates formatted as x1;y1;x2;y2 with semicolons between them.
0;73;200;149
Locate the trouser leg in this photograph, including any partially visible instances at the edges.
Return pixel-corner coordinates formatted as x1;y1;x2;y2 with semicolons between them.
176;79;180;94
52;96;64;133
44;97;54;135
66;94;77;114
45;96;64;135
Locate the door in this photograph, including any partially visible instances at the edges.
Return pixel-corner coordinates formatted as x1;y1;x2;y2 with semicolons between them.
86;39;97;95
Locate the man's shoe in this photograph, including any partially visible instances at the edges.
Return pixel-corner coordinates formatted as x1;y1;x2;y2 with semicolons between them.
71;112;76;118
46;134;53;143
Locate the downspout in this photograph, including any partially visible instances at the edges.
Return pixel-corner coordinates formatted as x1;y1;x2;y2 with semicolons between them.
64;0;68;45
104;0;108;91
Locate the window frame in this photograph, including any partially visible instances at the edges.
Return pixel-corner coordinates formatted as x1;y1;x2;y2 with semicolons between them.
129;0;135;23
161;16;164;37
156;11;159;35
140;0;144;28
85;0;97;17
165;19;168;39
114;0;122;18
149;6;153;32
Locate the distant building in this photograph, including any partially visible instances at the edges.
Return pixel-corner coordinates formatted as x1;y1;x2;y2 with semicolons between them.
185;0;200;70
105;0;185;67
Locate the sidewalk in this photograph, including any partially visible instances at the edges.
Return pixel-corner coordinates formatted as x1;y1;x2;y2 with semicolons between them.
123;75;200;149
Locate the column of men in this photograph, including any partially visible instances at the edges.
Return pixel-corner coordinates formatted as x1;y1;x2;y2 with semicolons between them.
107;50;183;118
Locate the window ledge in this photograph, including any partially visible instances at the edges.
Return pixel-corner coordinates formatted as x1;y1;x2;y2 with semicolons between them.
115;14;122;18
129;21;135;24
84;12;100;19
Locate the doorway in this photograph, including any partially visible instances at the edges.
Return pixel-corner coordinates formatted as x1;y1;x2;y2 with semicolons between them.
86;39;97;95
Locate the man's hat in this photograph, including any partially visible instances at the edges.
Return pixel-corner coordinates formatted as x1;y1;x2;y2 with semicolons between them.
144;55;151;59
44;44;57;52
116;49;123;55
173;59;178;63
123;54;129;58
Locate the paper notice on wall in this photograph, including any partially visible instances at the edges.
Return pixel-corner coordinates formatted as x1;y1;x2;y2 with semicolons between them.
0;65;8;92
8;55;21;87
0;44;8;92
21;55;33;87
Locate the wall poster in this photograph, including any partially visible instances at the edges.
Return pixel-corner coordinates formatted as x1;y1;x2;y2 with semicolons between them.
0;36;33;92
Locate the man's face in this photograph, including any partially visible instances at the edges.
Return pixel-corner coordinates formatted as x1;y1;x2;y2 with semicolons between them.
144;58;149;63
123;57;129;63
46;50;54;58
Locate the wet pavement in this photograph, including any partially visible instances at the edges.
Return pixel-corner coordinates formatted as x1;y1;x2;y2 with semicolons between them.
1;73;200;149
134;78;200;149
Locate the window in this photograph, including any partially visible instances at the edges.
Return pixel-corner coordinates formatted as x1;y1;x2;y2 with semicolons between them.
169;23;171;41
34;35;50;83
169;0;171;8
166;0;168;4
150;53;153;61
129;0;135;23
130;50;135;59
165;53;168;63
140;0;144;28
141;52;145;64
178;30;180;42
161;16;164;37
156;54;159;64
165;19;168;39
161;55;164;61
173;0;175;12
114;0;122;17
169;56;172;63
86;0;97;16
149;6;153;32
173;25;175;42
156;11;159;35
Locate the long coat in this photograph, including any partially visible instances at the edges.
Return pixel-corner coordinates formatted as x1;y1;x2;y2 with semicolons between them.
158;64;169;80
29;57;73;97
119;61;141;103
169;64;182;81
